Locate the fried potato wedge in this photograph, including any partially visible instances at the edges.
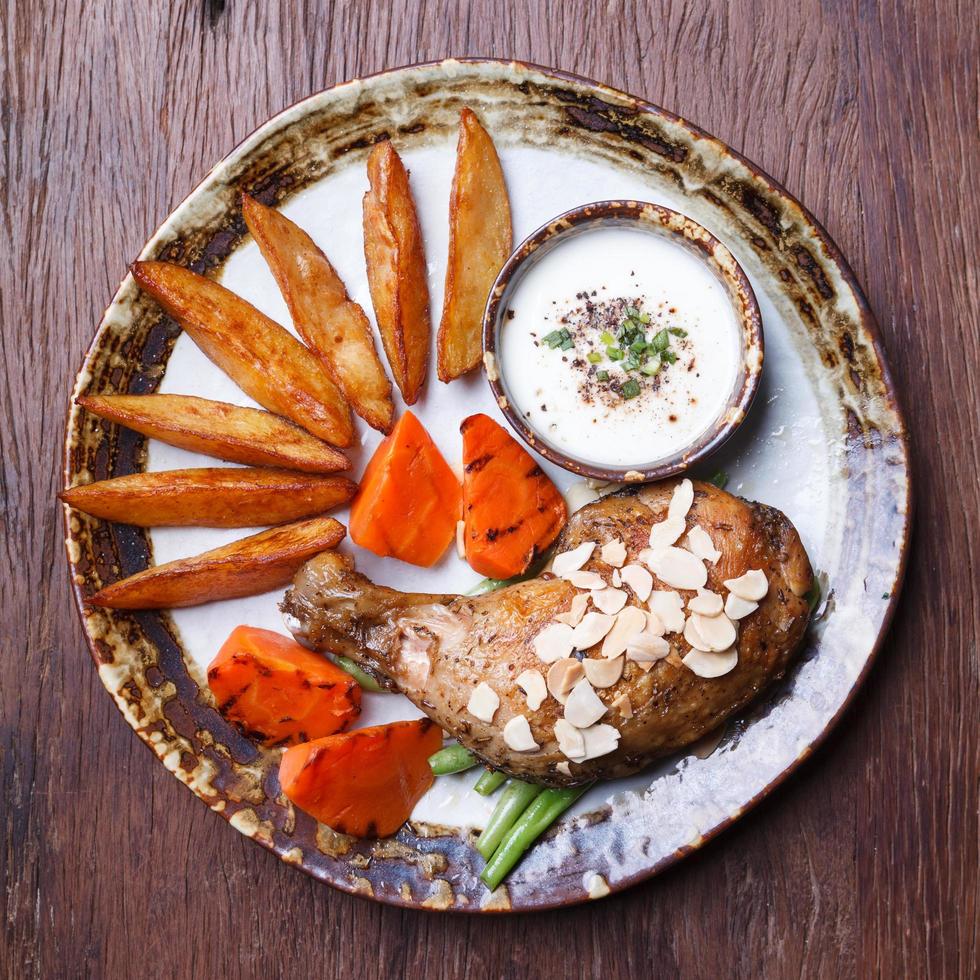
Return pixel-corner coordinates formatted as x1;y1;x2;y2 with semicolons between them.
436;108;512;382
242;195;394;433
61;468;356;527
77;394;349;473
363;141;431;404
131;261;353;446
90;516;346;609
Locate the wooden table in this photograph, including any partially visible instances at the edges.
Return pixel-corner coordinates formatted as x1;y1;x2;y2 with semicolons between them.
3;2;976;977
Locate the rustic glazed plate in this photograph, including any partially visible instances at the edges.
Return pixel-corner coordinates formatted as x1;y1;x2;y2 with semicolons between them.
63;59;911;912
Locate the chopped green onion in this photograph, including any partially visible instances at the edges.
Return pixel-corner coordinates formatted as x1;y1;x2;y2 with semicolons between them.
637;312;651;324
596;370;609;382
542;329;563;347
668;327;688;337
707;469;729;489
559;337;574;351
331;655;384;693
599;330;615;345
629;339;649;354
625;305;640;318
474;770;507;796
429;744;478;775
621;378;641;399
606;346;624;361
587;351;602;364
651;328;670;352
661;349;678;364
477;780;543;860
623;356;641;372
641;355;662;376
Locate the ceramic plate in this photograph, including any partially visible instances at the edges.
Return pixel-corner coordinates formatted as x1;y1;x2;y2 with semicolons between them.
63;59;911;912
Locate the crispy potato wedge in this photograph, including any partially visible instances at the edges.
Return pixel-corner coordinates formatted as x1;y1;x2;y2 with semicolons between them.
61;468;356;527
241;195;394;433
90;516;346;609
131;261;354;446
436;108;512;382
77;394;349;473
363;141;431;404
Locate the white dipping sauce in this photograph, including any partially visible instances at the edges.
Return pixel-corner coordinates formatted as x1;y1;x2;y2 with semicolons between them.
499;226;740;468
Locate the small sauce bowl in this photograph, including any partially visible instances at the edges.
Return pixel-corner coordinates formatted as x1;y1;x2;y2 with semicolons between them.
482;200;764;483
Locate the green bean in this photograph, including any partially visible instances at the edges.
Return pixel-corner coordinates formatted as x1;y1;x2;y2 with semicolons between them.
479;786;590;891
473;769;507;796
330;655;384;693
428;744;478;775
476;780;543;859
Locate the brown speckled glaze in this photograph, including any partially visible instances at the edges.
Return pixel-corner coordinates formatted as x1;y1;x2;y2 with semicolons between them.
62;60;911;913
483;199;764;481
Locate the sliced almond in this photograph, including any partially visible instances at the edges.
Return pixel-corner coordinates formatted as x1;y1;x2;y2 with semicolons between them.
688;589;724;616
600;605;648;658
724;569;769;601
532;622;575;663
600;539;627;567
682;647;738;678
581;722;621;761
611;692;633;719
565;481;600;514
725;592;759;620
551;541;596;577
555;592;589;627
620;563;653;602
626;632;670;663
645;610;666;636
565;569;607;590
691;611;737;651
668;478;694;521
554;718;586;760
571;611;615;650
556;760;573;777
648;515;686;549
648;590;685;633
611;568;622;588
515;669;547;710
503;715;539;752
645;547;708;591
583;655;624;688
467;681;499;723
455;519;466;559
564;678;607;728
685;525;721;563
547;658;585;704
683;614;712;652
590;587;627;615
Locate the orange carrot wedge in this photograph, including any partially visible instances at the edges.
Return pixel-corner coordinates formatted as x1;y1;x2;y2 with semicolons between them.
131;261;354;446
61;469;356;527
349;411;461;567
461;413;567;579
76;394;349;473
242;194;394;433
207;626;360;746
279;719;443;837
90;516;345;609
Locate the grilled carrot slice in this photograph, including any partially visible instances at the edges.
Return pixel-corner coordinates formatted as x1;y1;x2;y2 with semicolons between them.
242;195;394;433
278;719;443;837
207;626;360;746
349;411;461;567
76;394;349;474
460;414;567;579
90;516;345;609
132;261;354;446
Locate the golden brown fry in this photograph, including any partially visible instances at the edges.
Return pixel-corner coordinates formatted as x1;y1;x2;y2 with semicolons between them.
90;516;346;609
131;261;354;446
437;108;512;382
61;468;356;528
78;394;350;473
363;141;431;404
241;195;394;433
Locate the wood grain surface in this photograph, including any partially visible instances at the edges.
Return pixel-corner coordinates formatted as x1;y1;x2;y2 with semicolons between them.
2;1;977;977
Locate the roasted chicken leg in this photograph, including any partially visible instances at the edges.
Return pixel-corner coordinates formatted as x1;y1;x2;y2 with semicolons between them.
282;480;813;786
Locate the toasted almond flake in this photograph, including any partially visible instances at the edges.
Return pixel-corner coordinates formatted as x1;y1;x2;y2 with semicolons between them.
683;614;712;652
583;655;624;688
555;592;590;627
626;632;670;662
648;515;686;549
724;569;769;601
533;622;575;663
725;592;759;620
600;539;627;567
601;605;648;658
685;525;721;563
611;692;633;718
688;589;724;616
455;519;466;560
645;610;666;635
466;682;500;723
556;761;573;777
648;590;685;633
547;658;585;704
668;478;694;521
611;568;622;587
646;547;708;590
691;611;737;651
585;872;611;899
580;722;622;760
620;564;653;601
515;669;547;710
482;350;499;381
564;678;607;728
590;587;627;615
552;542;596;577
634;660;655;672
565;569;606;590
571;611;616;650
682;647;738;678
503;715;539;752
565;481;601;514
554;718;586;760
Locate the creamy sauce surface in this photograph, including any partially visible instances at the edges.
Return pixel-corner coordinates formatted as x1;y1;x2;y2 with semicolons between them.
499;227;740;468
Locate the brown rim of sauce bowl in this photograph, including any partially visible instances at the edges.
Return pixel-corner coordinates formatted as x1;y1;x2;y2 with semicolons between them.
482;200;765;483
